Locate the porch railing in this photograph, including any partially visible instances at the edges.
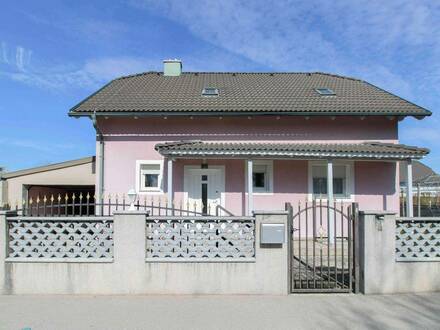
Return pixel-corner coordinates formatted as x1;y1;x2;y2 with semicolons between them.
8;193;232;217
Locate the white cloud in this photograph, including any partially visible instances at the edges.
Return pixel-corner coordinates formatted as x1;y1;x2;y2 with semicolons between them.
1;55;161;90
15;46;32;72
0;42;32;72
130;0;440;98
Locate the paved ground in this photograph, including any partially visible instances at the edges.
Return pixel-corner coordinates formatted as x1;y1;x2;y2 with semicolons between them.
0;293;439;330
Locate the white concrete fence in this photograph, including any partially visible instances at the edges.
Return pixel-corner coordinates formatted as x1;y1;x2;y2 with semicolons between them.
1;209;439;295
359;211;440;294
0;210;289;295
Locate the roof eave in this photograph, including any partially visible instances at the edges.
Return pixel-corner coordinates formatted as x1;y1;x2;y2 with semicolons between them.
158;152;427;161
1;156;95;179
68;110;431;118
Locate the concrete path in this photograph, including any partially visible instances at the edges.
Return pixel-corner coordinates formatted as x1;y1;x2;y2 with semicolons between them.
0;293;439;330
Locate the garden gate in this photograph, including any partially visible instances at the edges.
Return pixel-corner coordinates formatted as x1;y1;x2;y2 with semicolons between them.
286;201;359;293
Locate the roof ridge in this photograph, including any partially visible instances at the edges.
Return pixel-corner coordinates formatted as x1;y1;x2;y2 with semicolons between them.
114;71;363;82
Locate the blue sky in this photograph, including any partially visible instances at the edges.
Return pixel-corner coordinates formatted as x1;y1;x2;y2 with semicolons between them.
1;0;439;171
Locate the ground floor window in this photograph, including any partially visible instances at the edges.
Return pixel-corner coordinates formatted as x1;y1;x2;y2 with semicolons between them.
252;160;273;193
136;160;163;193
309;161;354;200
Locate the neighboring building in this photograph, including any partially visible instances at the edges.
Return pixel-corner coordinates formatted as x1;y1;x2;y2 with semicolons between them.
0;157;95;209
68;60;431;216
400;160;440;196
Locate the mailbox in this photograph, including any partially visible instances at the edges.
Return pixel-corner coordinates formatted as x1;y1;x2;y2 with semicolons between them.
260;223;285;244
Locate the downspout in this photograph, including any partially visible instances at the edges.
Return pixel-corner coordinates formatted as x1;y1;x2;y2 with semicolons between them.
92;112;104;202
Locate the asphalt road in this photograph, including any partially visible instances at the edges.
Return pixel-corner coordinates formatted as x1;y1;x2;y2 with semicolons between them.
0;292;439;330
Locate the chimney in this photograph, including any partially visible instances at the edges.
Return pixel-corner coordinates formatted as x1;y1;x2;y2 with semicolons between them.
163;59;182;76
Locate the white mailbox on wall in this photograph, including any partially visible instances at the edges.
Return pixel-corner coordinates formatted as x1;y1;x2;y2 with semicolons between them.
260;223;285;244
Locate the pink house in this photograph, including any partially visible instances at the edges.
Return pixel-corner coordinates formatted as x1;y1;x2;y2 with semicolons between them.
69;60;430;217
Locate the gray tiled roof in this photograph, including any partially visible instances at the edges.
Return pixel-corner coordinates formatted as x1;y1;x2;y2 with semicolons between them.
155;141;429;160
69;72;430;117
399;160;436;183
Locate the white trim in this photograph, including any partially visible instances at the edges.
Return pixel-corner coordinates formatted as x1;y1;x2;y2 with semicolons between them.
244;160;274;195
307;160;355;202
167;159;173;209
135;160;164;194
406;160;413;217
247;159;253;216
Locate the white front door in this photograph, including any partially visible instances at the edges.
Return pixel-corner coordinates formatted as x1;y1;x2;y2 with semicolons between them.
184;166;225;214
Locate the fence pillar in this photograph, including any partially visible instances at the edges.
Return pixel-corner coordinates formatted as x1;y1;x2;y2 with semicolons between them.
253;210;290;295
0;210;16;294
358;210;396;294
113;210;148;293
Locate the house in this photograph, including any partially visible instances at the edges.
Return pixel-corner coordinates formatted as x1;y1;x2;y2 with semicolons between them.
0;157;95;210
399;160;440;195
68;60;431;217
399;160;440;216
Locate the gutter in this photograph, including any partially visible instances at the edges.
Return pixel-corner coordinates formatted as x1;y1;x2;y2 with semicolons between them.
92;112;104;201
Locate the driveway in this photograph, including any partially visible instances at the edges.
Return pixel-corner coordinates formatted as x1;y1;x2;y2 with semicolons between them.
0;293;439;330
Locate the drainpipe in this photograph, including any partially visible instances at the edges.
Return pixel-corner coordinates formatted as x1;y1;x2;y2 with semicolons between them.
92;112;104;203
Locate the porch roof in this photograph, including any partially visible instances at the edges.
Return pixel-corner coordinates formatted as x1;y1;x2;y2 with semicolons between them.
155;141;429;160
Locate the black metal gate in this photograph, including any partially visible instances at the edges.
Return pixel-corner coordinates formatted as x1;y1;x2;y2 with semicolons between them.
286;201;359;293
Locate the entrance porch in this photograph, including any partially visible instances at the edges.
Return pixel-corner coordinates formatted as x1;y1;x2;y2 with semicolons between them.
156;141;428;217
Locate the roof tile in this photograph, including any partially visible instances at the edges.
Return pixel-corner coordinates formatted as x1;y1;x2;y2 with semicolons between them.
69;72;430;117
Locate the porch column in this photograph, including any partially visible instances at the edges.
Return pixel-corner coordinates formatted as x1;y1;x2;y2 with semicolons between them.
327;159;335;243
406;159;413;217
247;159;253;216
167;159;173;211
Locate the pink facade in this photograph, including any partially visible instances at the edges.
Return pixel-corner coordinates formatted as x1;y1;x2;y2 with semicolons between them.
97;116;399;215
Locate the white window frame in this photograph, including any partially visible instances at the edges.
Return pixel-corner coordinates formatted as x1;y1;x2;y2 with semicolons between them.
245;160;274;194
308;160;354;202
136;160;164;194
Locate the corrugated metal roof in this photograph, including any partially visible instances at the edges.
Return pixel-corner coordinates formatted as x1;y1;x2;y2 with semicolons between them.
155;141;429;160
69;72;431;117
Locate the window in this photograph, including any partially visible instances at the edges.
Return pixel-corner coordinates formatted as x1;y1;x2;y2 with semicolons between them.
202;87;219;96
309;162;353;199
251;161;273;193
136;160;163;193
315;88;336;96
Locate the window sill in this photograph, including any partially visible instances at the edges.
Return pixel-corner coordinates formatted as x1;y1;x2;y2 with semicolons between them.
309;196;354;203
137;190;164;195
253;192;274;196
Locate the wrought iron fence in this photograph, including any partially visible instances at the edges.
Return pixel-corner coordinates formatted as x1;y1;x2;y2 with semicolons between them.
7;193;231;217
287;200;359;293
